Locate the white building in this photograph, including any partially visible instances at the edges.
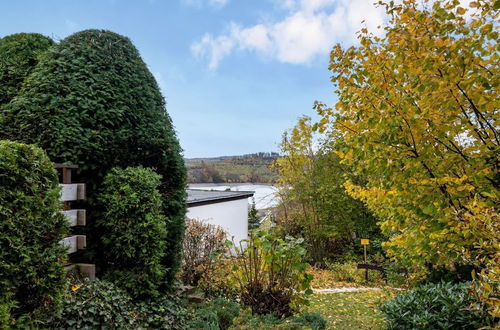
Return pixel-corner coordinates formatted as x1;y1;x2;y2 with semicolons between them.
186;189;254;244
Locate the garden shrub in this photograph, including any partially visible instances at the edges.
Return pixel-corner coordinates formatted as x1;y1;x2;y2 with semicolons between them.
0;33;54;107
292;312;327;330
182;218;228;286
185;308;219;330
198;257;240;299
231;230;313;317
51;278;136;329
0;140;69;324
380;281;492;329
134;294;188;329
0;29;186;286
205;298;241;330
185;298;240;330
97;167;167;299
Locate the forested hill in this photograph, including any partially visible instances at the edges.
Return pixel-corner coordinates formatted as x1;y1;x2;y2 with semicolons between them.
185;152;279;184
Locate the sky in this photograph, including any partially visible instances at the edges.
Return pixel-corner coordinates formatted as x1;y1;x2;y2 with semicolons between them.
0;0;386;158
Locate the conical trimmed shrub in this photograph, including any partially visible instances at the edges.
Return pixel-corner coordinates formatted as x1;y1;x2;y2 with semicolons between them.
0;33;54;107
1;29;186;286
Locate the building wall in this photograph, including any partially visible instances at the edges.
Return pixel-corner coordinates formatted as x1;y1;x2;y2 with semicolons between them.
186;198;249;244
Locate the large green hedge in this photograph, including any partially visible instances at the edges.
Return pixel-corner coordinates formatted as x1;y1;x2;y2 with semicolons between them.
97;167;167;299
0;140;69;325
0;29;186;285
0;33;54;107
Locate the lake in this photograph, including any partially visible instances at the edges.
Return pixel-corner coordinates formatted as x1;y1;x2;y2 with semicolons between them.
188;183;279;210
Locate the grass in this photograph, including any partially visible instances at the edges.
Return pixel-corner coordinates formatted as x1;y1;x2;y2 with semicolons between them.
307;290;396;329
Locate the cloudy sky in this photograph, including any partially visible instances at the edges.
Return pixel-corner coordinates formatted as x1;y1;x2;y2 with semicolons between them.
0;0;385;158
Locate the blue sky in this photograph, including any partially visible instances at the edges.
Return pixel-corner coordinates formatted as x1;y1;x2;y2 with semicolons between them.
0;0;385;158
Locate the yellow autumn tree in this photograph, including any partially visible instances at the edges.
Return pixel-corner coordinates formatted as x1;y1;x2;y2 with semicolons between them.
316;0;499;315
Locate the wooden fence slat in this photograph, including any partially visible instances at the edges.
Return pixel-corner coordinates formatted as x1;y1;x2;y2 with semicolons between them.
64;263;96;280
60;235;86;254
60;184;86;201
61;209;86;226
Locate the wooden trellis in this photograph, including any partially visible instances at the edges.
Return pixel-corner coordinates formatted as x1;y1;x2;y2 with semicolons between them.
55;164;95;279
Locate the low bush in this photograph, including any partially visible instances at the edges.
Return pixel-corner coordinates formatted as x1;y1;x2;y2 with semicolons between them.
51;276;189;329
231;231;313;317
185;308;219;330
185;298;240;330
380;281;492;329
292;312;327;329
97;167;167;299
207;298;241;330
231;311;327;330
182;219;227;286
51;278;136;329
0;141;69;325
134;294;188;329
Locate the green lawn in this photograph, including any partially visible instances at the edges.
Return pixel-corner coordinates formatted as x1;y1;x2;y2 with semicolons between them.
307;290;395;329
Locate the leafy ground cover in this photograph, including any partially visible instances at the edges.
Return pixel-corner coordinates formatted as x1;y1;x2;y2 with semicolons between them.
307;290;396;329
309;266;386;290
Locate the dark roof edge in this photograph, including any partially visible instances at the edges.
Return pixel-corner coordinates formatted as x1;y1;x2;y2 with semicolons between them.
187;192;254;207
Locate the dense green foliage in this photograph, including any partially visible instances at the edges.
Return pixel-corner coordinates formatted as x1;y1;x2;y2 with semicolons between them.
186;152;278;184
97;167;167;299
231;230;313;317
134;295;188;329
0;141;69;325
380;282;491;329
52;279;136;329
186;298;241;330
276;117;381;264
0;33;54;107
51;278;188;329
0;29;186;285
206;298;241;330
185;308;219;329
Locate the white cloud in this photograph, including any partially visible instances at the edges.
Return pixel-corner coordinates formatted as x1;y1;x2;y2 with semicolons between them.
191;0;385;70
191;34;235;70
209;0;229;6
182;0;229;8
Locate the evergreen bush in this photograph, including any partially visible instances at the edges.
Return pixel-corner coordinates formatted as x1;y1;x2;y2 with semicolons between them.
97;167;167;299
185;298;241;330
0;140;69;324
0;33;54;107
0;29;186;285
380;281;491;329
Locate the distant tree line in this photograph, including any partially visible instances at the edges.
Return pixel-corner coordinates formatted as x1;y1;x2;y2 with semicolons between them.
186;153;279;184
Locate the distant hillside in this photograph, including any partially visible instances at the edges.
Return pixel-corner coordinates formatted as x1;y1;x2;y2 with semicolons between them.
185;152;279;184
